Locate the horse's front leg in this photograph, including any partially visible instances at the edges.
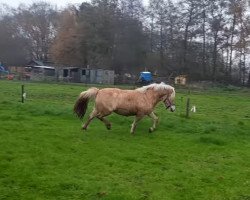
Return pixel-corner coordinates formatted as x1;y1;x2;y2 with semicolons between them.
148;112;159;133
131;115;143;134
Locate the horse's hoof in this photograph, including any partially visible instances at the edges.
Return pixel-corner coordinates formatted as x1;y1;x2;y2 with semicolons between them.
107;124;111;130
82;126;87;130
149;128;154;133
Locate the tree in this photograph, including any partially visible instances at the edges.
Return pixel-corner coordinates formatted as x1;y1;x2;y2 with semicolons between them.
15;2;58;62
207;0;227;80
232;0;249;84
198;0;211;79
0;5;27;65
178;0;201;74
51;0;147;74
120;0;144;20
77;0;118;68
50;7;82;66
147;0;168;73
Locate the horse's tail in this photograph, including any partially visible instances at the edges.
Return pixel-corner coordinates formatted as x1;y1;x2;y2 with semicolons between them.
74;87;99;119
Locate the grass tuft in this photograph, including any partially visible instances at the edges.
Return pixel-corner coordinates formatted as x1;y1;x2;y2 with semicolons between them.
199;136;226;146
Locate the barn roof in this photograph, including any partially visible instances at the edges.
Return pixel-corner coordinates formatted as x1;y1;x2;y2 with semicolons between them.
32;66;55;70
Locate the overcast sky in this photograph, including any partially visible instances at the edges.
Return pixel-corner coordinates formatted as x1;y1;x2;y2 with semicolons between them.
0;0;148;9
0;0;88;8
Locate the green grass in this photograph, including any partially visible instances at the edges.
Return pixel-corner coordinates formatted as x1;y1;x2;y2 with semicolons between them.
0;80;250;200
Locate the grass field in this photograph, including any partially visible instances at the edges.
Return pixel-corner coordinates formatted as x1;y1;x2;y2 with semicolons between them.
0;80;250;200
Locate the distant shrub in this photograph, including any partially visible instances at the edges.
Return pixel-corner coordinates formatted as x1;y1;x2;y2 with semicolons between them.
223;85;241;91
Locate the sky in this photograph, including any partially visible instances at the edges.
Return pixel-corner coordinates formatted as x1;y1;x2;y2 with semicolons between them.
0;0;148;9
0;0;89;8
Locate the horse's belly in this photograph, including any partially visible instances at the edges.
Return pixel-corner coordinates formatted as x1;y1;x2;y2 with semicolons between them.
114;108;136;116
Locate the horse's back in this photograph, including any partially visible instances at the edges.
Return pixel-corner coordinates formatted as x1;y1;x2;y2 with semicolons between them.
97;88;143;102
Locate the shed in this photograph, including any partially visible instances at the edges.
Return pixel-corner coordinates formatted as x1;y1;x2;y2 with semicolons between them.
29;66;56;81
175;75;187;85
58;67;114;84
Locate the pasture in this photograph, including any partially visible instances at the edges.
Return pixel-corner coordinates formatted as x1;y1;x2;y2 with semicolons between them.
0;80;249;200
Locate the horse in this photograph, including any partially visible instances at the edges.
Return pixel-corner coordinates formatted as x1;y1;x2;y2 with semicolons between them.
74;82;176;134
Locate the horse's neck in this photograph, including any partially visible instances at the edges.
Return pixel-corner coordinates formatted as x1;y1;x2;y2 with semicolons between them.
145;89;163;106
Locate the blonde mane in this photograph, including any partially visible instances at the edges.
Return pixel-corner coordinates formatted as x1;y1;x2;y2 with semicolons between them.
136;82;174;93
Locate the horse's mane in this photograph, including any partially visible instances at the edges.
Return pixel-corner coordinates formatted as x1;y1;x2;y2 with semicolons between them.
136;82;174;93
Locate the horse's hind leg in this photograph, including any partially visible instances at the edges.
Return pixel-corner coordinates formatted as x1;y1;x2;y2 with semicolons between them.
82;109;98;130
148;112;159;132
97;116;111;130
131;115;143;134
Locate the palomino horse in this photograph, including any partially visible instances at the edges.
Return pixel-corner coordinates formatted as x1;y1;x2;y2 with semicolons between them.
74;82;175;134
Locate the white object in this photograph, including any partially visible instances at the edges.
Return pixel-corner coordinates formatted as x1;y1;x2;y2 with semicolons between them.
170;105;176;111
23;92;26;99
191;105;196;112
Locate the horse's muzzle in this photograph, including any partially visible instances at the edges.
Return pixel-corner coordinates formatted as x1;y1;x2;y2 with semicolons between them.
170;105;175;112
166;104;175;112
163;97;175;112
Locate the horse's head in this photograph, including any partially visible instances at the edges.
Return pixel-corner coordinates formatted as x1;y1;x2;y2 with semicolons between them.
162;93;175;112
136;82;176;112
161;84;176;112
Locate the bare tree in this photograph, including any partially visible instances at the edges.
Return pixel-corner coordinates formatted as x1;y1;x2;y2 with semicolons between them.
15;2;58;62
0;5;27;65
179;0;201;73
207;0;227;80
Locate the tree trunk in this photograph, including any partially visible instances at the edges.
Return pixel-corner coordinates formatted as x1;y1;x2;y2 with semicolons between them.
160;21;164;71
228;14;236;81
225;35;230;73
247;71;250;87
202;9;206;79
183;24;189;73
242;49;246;85
212;32;218;81
239;49;242;84
150;16;154;53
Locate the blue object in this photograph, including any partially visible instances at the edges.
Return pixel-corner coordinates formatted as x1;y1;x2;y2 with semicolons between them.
0;66;9;74
140;71;152;82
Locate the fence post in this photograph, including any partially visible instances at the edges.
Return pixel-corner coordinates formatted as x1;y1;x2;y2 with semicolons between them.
21;84;24;103
186;97;190;118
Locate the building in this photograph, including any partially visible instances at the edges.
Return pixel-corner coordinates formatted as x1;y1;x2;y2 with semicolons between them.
8;60;115;84
175;75;187;85
29;65;56;81
24;60;55;81
57;67;114;84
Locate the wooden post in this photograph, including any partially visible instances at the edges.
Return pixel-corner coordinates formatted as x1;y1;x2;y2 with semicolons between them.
186;97;190;118
21;85;24;103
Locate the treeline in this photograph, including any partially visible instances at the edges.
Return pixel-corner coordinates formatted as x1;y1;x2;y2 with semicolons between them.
0;0;250;85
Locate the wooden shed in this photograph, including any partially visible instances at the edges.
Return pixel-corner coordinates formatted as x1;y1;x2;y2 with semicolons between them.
175;75;187;85
29;66;56;81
